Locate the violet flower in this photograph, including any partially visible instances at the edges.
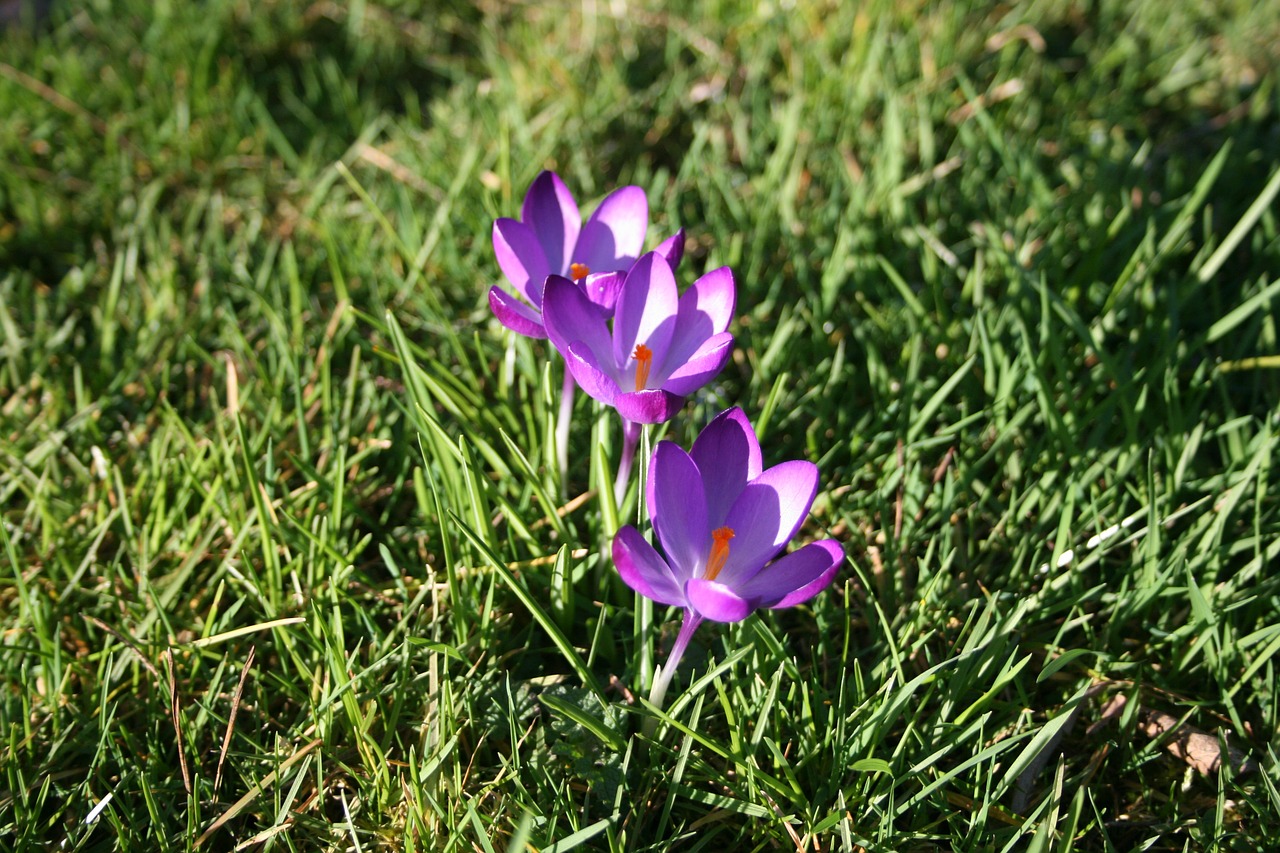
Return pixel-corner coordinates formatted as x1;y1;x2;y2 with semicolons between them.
543;252;733;424
487;171;685;491
542;251;735;502
487;170;685;339
611;407;843;711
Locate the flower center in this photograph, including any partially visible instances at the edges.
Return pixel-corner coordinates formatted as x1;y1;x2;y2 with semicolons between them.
704;526;735;581
570;263;591;281
632;344;652;391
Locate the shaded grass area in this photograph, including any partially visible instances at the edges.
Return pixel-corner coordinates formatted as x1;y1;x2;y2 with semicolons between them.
2;0;1279;849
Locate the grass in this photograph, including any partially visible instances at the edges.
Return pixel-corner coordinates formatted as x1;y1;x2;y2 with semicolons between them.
2;0;1279;849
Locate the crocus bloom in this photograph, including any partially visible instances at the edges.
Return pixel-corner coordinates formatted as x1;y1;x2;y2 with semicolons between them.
541;252;735;425
488;171;685;339
611;407;843;710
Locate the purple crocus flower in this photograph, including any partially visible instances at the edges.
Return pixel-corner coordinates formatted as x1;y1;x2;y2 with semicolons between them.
488;171;684;491
488;170;685;339
611;407;843;710
541;251;735;426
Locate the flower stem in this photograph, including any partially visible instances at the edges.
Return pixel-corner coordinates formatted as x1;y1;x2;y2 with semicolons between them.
555;368;575;494
644;610;702;736
613;419;641;506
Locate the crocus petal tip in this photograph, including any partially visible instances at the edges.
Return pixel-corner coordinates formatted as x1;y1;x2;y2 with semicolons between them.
686;578;753;623
488;286;548;339
614;389;685;424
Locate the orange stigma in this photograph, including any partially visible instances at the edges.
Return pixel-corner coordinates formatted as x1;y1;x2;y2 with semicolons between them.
632;343;653;390
570;263;591;281
705;526;735;581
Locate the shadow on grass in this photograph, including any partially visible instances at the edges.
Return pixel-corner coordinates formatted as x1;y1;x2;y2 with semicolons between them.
0;0;481;281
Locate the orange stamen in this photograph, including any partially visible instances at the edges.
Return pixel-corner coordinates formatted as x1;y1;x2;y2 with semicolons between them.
705;526;735;581
570;263;591;281
632;343;653;391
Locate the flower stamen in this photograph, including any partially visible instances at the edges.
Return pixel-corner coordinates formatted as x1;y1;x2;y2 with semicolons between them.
570;263;591;281
632;344;653;391
704;526;735;581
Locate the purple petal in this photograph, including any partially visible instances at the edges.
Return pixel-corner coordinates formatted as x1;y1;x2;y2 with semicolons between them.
613;389;684;424
653;227;686;271
718;460;820;585
562;340;619;405
662;265;736;370
613;526;687;608
575;185;648;273
659;332;733;396
685;265;735;332
689;407;763;528
646;441;708;583
612;253;678;381
521;171;580;277
686;578;753;623
488;286;547;338
736;540;843;609
542;275;616;381
493;218;551;304
582;271;625;317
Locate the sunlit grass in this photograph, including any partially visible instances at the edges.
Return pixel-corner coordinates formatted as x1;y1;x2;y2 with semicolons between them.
2;0;1279;849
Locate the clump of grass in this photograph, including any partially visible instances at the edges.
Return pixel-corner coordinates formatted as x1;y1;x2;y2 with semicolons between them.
2;0;1278;850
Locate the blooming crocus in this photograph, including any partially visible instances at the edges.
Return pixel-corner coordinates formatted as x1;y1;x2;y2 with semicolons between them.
488;171;685;491
543;250;735;502
488;170;685;339
542;252;734;426
611;407;843;711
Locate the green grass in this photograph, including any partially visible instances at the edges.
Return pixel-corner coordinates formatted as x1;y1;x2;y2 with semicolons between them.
2;0;1280;849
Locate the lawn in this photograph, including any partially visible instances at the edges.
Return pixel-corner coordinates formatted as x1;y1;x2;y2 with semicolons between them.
2;0;1280;850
